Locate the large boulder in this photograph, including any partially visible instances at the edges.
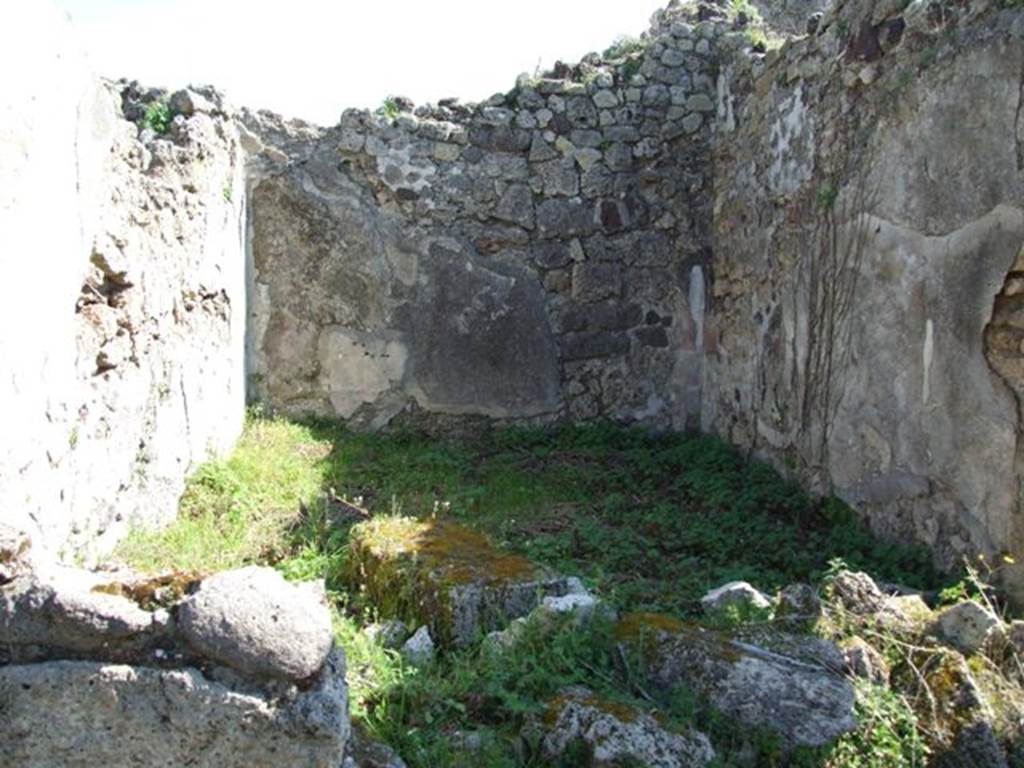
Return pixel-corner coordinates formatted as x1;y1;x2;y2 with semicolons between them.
615;613;856;748
345;517;580;646
541;687;715;767
178;565;334;682
0;650;350;768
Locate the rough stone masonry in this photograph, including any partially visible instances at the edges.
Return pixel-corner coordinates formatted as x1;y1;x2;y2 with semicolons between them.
2;0;1024;602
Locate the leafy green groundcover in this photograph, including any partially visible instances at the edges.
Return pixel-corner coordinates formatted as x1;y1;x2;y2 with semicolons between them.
117;413;942;767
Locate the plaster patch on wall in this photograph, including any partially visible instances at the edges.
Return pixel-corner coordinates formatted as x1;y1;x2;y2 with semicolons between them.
318;327;409;418
689;265;706;353
767;83;813;198
716;67;736;133
922;318;934;405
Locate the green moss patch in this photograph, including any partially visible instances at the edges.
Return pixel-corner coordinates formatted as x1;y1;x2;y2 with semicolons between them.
346;516;554;644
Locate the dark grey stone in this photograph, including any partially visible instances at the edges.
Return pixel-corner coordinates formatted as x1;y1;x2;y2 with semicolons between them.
561;331;630;360
494;184;535;230
528;133;560;162
636;326;669;348
468;125;531;152
533;242;573;270
536;198;596;239
560;301;643;332
565;97;599;129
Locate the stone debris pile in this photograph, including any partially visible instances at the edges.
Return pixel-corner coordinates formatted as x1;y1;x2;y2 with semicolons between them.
0;524;350;768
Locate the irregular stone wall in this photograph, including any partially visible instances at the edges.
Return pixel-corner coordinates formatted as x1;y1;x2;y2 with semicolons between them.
243;4;726;430
0;3;246;561
706;0;1024;594
241;0;1024;591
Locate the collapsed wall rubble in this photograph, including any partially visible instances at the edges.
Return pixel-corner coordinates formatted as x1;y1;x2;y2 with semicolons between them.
0;525;350;767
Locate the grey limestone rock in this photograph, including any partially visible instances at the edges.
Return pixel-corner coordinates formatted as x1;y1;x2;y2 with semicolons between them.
178;566;333;682
0;562;168;663
343;725;408;768
541;686;715;767
842;636;890;685
934;601;1003;655
776;583;822;625
401;626;436;667
365;619;410;650
699;580;771;615
618;616;855;747
0;650;350;768
829;570;888;615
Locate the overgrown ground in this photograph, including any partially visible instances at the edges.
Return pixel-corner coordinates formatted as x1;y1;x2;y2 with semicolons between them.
117;412;950;767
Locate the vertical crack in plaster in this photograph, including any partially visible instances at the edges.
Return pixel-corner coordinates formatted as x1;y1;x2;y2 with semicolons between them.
922;318;934;405
1016;61;1024;171
179;373;192;451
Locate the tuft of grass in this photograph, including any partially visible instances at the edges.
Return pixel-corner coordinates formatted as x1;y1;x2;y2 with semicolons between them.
115;413;328;572
603;35;647;60
747;26;769;52
826;681;930;767
142;100;173;134
375;97;402;121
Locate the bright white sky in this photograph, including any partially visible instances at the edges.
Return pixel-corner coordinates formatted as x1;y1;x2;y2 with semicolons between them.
53;0;666;126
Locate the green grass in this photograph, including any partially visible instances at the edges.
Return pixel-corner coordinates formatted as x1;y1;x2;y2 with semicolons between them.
826;681;930;767
142;100;173;134
116;413;945;767
603;35;647;60
116;415;327;572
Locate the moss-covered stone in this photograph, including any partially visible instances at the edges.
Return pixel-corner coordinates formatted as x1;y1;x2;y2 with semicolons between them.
92;570;203;610
540;686;715;767
345;516;576;646
896;646;1024;765
614;612;855;749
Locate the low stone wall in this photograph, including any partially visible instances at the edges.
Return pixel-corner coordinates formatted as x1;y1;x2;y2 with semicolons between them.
0;529;349;767
0;3;246;562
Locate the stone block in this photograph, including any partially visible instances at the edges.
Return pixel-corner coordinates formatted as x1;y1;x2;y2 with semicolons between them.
344;517;578;646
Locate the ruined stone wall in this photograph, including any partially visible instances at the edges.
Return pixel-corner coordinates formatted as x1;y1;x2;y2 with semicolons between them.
707;0;1024;593
0;3;247;561
241;0;1024;589
243;5;728;431
7;0;1024;592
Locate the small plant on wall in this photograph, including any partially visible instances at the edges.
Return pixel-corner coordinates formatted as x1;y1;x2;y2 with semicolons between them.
375;97;401;121
142;100;173;134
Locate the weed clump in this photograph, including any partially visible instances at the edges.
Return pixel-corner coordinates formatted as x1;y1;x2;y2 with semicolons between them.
114;414;955;766
142;100;173;134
